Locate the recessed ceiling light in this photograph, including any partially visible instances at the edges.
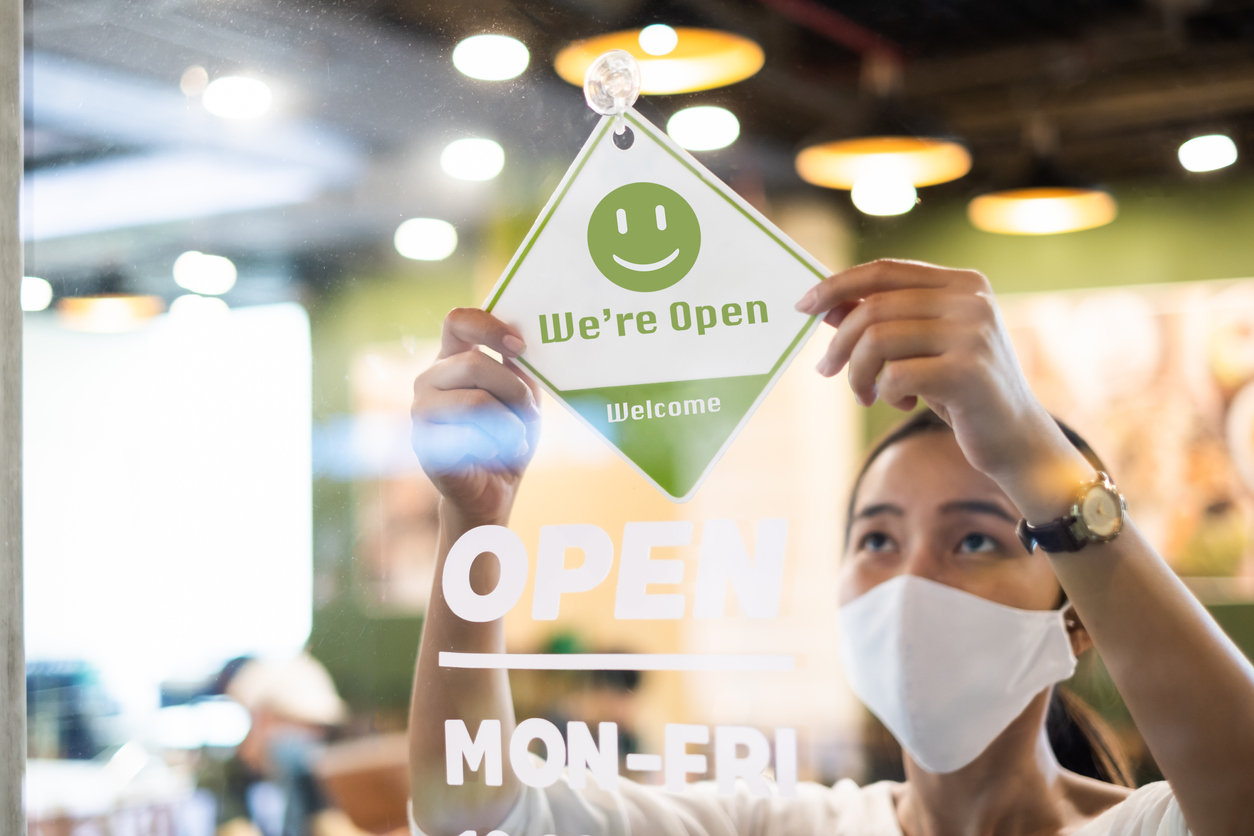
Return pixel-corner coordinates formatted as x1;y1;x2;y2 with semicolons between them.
21;276;53;312
1178;135;1238;173
440;138;505;181
202;77;272;120
667;106;740;151
452;35;529;81
395;219;458;261
851;173;917;216
173;251;237;295
638;24;679;56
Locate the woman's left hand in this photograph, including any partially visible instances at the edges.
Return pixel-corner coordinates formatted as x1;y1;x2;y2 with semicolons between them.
795;259;1079;495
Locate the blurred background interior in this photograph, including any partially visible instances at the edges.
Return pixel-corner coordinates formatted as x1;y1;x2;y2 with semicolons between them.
19;0;1254;833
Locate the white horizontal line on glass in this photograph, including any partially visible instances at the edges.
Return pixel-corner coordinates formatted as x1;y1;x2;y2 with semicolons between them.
438;652;796;672
625;753;663;772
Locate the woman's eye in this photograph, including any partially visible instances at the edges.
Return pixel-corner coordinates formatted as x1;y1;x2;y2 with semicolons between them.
958;533;997;553
858;531;895;552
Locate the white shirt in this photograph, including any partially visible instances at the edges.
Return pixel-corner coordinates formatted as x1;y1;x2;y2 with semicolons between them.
410;776;1189;836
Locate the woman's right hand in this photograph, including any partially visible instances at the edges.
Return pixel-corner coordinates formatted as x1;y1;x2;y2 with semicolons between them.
411;308;541;526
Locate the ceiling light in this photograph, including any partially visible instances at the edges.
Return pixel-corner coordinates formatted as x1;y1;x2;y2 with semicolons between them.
968;187;1117;235
180;66;208;97
452;35;529;81
440;138;505;181
555;28;763;94
395;218;458;261
639;24;679;56
851;172;917;216
667;106;739;151
173;251;237;295
202;76;272;120
796;137;971;189
1179;134;1238;173
56;295;165;333
169;294;231;320
21;276;53;312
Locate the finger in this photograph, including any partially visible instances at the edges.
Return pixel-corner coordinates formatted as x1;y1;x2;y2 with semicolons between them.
875;356;954;410
420;351;539;422
504;357;542;403
822;301;858;329
413;422;501;474
440;307;527;360
796;259;979;317
846;320;950;406
816;289;950;377
414;389;530;456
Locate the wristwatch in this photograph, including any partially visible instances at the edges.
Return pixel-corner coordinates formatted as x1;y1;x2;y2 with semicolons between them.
1016;471;1126;553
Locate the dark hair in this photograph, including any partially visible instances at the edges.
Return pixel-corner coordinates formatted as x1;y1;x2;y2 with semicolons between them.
845;408;1107;549
846;408;1134;786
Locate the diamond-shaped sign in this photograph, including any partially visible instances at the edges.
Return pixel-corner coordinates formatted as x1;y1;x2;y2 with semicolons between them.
485;110;826;501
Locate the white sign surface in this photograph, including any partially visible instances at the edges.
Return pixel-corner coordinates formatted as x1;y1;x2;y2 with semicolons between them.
486;110;826;500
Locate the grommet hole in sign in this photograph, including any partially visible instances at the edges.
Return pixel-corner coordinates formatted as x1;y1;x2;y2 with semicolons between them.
613;126;635;149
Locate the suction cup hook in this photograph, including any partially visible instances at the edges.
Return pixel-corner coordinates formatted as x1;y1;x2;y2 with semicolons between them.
584;49;641;147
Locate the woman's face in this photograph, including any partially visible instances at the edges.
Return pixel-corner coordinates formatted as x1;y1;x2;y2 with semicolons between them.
839;430;1063;610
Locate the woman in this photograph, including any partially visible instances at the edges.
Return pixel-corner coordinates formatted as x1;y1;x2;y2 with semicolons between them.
407;260;1254;836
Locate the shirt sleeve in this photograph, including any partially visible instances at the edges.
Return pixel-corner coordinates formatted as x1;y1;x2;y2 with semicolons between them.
1076;782;1191;836
409;776;888;836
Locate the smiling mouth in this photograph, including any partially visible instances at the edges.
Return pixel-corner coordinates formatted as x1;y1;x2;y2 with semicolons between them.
612;249;680;272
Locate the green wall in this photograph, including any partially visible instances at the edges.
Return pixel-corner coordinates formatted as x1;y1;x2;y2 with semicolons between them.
857;173;1254;294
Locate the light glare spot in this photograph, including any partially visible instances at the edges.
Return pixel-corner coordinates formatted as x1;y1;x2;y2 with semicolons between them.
180;66;209;97
1179;135;1238;172
169;293;231;321
639;24;679;56
21;276;53;312
851;173;917;216
452;35;529;81
666;106;740;151
395;218;458;261
202;76;272;120
440;138;505;181
173;251;238;295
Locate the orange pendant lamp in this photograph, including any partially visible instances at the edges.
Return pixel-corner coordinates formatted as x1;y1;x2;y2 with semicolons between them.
555;25;764;94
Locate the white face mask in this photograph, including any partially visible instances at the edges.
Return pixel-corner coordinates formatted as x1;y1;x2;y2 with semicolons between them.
838;574;1076;774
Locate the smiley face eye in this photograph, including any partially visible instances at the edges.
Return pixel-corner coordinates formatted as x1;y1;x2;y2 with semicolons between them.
655;204;667;230
616;208;628;234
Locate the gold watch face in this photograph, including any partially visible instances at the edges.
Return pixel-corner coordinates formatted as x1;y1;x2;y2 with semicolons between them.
1081;486;1122;539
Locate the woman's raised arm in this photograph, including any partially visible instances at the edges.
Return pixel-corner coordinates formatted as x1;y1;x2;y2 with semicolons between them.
799;259;1254;836
408;308;540;836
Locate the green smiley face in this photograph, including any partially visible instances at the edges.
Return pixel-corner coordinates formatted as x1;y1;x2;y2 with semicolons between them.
587;182;701;292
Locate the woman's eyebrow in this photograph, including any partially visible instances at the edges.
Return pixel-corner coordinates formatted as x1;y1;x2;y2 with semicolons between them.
854;502;905;520
939;500;1017;523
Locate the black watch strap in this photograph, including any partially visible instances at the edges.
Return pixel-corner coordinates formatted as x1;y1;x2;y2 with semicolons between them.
1016;516;1087;553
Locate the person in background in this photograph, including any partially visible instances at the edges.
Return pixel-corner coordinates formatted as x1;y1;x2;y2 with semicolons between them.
200;652;366;836
406;260;1254;836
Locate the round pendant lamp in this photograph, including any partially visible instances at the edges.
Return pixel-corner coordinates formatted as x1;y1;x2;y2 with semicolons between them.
57;294;165;333
967;117;1117;235
968;186;1116;235
55;269;165;333
554;27;764;94
796;136;972;190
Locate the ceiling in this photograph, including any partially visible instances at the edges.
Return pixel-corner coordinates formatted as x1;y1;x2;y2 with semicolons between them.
21;0;1254;298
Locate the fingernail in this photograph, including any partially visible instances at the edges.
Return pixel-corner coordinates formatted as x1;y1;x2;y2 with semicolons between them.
795;288;817;313
514;439;530;458
503;335;526;355
816;357;833;377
